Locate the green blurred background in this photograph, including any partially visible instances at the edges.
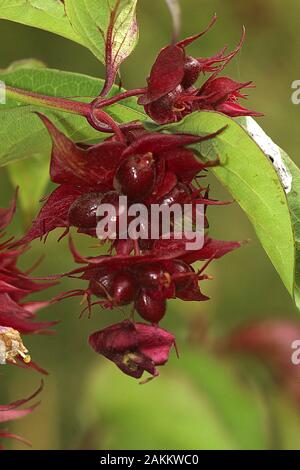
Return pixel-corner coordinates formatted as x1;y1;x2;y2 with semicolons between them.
1;0;300;450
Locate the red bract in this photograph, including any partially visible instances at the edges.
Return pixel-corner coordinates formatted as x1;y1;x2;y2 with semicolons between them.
0;381;43;448
89;320;175;381
18;114;223;245
136;17;261;124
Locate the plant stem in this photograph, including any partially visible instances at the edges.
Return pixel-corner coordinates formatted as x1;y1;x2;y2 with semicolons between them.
93;88;146;108
5;86;139;141
6;86;89;115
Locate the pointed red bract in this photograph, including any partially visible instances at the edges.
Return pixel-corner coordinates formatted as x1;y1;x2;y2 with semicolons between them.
0;382;43;447
139;45;185;105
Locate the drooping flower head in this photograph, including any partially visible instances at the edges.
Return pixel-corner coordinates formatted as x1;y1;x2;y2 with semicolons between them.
137;16;261;124
89;320;175;381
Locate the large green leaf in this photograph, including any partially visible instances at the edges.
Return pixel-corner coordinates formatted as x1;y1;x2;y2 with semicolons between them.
0;66;145;166
238;116;300;309
0;0;84;46
160;111;295;303
0;1;139;65
64;0;138;63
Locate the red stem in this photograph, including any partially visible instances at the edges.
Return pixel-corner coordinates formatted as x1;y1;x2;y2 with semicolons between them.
93;88;146;108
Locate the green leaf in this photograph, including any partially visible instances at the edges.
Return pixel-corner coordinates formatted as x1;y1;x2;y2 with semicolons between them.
0;0;85;46
280;155;300;308
0;66;146;166
161;111;295;302
238;116;300;310
64;0;138;63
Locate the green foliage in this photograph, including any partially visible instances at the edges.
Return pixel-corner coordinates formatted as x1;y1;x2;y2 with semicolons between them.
0;0;84;45
65;0;139;63
0;0;139;63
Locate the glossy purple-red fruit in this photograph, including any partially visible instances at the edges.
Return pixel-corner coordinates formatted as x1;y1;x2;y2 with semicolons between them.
68;192;103;228
135;263;169;288
113;153;156;202
96;191;130;239
89;273;115;299
135;289;167;324
145;85;183;124
182;56;201;89
169;259;194;291
111;272;136;305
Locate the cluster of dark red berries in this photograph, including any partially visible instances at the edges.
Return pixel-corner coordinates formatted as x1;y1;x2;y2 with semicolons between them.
17;18;258;380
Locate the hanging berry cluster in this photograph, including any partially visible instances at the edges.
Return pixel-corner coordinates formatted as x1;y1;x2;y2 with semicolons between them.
17;16;258;382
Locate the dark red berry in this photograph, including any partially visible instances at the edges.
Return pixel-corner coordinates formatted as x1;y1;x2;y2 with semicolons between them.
169;259;194;291
113;153;156;201
135;289;166;324
68;192;103;228
145;85;183;124
136;263;170;288
159;182;192;206
89;272;115;299
90;271;136;306
182;56;201;89
111;272;136;305
97;191;130;239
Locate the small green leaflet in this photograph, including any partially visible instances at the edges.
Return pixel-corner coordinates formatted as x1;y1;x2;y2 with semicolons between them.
0;1;139;66
64;0;139;63
160;111;298;307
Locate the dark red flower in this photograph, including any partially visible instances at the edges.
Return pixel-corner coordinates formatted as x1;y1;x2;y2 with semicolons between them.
18;114;224;245
89;320;175;380
137;16;261;124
